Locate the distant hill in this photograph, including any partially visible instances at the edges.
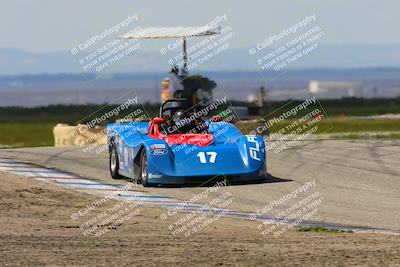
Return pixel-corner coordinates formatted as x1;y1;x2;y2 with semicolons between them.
1;44;400;75
0;68;399;106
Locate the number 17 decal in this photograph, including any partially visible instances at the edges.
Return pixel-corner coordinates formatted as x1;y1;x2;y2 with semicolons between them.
197;151;217;163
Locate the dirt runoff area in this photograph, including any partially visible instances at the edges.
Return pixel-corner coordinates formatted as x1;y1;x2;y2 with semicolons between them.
1;172;400;267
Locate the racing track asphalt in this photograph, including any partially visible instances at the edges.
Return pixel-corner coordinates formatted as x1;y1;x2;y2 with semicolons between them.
1;139;399;231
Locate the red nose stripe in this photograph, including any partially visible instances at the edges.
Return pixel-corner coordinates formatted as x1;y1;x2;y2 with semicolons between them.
163;134;213;147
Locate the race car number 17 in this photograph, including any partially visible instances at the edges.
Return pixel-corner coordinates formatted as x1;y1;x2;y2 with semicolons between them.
197;151;217;164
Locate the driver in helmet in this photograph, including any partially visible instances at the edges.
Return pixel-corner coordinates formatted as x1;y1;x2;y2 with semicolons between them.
171;110;195;134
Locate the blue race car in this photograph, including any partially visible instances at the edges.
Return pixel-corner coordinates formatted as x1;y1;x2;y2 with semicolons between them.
107;99;266;186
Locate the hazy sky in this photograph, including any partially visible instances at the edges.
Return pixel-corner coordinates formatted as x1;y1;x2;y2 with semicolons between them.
1;0;399;53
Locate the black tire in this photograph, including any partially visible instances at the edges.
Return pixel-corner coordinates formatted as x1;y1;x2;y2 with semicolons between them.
109;144;123;179
139;149;150;187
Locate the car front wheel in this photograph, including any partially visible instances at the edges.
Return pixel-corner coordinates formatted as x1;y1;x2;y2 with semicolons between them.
109;144;123;179
140;149;150;187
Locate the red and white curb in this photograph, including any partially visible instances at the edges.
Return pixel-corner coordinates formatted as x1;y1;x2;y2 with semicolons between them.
0;158;398;235
0;158;219;210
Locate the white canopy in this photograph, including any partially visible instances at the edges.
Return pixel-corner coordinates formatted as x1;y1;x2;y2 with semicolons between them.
118;26;220;39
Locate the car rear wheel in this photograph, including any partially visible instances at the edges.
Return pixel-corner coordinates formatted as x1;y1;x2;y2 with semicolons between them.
109;144;123;179
139;149;150;187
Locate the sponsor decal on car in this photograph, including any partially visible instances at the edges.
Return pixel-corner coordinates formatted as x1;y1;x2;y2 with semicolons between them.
246;135;261;161
150;149;167;155
148;173;163;179
150;144;166;149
